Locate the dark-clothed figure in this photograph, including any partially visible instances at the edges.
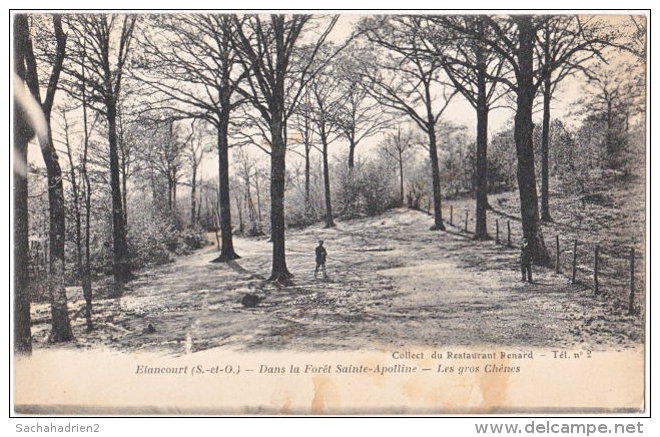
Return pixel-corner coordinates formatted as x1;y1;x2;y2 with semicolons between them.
314;240;328;279
520;237;533;283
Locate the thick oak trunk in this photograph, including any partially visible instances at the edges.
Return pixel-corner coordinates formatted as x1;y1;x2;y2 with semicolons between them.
211;118;240;262
13;16;33;354
106;100;131;295
190;167;197;225
322;136;335;228
13;97;33;354
427;128;445;230
398;150;405;206
81;62;94;332
474;69;490;240
268;119;293;285
19;14;73;342
347;137;356;169
36;134;73;342
82;185;93;332
82;171;93;332
514;18;550;266
121;164;128;229
540;78;552;222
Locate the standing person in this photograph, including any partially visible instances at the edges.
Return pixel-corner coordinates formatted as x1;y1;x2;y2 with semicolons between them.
314;240;328;280
520;237;533;283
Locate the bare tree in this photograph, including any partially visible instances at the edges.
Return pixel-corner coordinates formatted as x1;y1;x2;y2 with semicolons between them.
436;16;547;261
299;51;346;228
60;103;97;331
230;14;342;284
116;98;139;228
184;121;213;226
17;14;73;342
379;127;416;205
62;14;137;294
536;15;617;221
13;16;36;353
135;14;247;262
334;45;392;169
575;58;645;169
360;15;457;231
139;119;192;217
424;16;509;239
624;15;647;62
234;146;264;235
291;91;316;202
444;15;623;261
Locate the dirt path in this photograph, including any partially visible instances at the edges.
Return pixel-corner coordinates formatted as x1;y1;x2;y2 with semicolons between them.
30;208;643;355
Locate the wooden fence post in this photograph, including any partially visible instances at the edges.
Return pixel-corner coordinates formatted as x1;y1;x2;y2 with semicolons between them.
464;210;468;232
572;239;578;284
450;205;453;226
496;219;499;244
594;245;600;295
507;221;511;247
555;235;560;274
629;247;635;315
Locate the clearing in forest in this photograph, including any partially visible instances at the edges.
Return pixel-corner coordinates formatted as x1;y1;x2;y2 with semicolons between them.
30;207;643;354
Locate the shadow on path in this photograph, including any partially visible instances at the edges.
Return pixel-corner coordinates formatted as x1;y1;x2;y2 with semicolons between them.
226;260;266;281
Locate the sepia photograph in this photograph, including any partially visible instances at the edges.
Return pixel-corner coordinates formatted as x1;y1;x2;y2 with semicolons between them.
11;9;648;416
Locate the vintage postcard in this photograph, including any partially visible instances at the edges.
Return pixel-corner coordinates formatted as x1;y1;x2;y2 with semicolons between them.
11;10;648;415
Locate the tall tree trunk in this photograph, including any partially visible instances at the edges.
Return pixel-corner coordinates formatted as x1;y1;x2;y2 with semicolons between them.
13;16;33;354
18;14;73;341
121;157;128;229
211;116;240;262
81;45;94;332
322;135;335;228
540;76;552;222
13;96;33;354
118;109;129;229
106;98;131;295
605;103;616;168
474;66;490;240
398;149;404;206
82;180;93;332
427;127;445;230
41;131;74;342
172;179;178;215
514;18;550;265
64;123;90;331
347;135;356;169
268;118;293;284
243;171;254;226
304;143;311;202
255;170;263;226
236;191;244;234
167;178;173;210
191;166;197;226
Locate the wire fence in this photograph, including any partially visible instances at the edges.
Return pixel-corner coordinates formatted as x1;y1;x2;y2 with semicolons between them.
445;205;645;317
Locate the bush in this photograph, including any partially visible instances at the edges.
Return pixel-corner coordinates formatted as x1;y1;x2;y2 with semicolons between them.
286;198;321;228
127;195;208;267
335;157;399;219
284;159;325;228
178;226;208;251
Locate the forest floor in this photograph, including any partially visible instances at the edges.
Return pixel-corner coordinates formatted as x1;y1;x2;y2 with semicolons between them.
30;188;645;354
